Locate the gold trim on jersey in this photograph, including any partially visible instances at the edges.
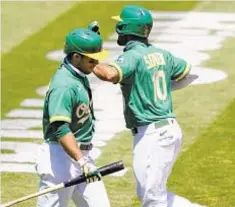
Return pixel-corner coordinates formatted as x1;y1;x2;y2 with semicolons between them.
50;116;71;123
175;63;191;81
109;62;123;83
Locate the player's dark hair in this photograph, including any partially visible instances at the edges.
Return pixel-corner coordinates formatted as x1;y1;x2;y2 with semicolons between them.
67;52;76;61
117;35;149;46
67;52;85;63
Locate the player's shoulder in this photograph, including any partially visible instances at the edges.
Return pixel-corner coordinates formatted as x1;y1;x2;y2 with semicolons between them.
53;65;68;80
49;76;78;93
123;47;140;55
149;45;175;65
115;49;140;65
150;44;171;56
122;47;143;61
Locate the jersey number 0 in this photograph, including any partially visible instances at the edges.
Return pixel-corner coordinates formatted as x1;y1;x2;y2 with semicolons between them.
152;70;167;101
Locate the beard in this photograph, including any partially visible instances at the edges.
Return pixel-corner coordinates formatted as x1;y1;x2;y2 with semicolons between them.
117;35;127;46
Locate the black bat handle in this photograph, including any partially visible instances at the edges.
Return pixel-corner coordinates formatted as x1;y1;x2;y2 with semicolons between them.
64;160;124;188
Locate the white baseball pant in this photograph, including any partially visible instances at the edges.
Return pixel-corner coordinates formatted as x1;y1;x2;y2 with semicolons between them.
35;142;110;207
132;118;182;207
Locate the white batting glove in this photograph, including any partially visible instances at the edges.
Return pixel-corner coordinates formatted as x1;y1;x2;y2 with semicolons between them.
78;156;101;183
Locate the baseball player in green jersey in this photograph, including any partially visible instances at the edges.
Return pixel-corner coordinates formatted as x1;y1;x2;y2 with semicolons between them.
35;27;110;207
92;5;193;207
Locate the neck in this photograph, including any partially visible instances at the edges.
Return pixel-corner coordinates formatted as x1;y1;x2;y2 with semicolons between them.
118;35;148;46
66;57;86;76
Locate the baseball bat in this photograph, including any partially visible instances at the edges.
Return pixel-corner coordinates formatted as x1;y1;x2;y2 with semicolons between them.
1;160;124;207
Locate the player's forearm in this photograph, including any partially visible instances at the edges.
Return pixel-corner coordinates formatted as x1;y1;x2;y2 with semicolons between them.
93;64;119;83
59;132;83;161
52;121;83;161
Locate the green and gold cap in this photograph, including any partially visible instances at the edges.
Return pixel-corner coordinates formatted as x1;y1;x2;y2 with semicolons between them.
64;28;108;60
112;5;153;38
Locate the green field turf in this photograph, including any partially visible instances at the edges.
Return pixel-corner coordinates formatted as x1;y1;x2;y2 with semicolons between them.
1;1;77;54
1;1;235;207
169;100;235;207
1;149;15;154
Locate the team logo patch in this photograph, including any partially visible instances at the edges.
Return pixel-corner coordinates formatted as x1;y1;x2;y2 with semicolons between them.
76;103;91;125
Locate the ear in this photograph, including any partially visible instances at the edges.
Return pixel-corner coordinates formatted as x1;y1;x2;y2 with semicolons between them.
73;53;82;61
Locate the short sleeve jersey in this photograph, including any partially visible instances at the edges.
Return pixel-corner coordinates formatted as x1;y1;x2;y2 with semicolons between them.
43;58;95;142
109;41;191;129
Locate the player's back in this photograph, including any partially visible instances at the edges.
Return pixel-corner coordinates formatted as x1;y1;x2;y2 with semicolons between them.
120;42;180;128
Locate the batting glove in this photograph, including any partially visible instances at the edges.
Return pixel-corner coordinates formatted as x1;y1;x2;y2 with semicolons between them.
88;21;100;35
78;156;101;183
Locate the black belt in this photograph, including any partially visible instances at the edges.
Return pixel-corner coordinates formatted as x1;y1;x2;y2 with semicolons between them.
47;141;93;151
131;119;174;135
79;143;93;151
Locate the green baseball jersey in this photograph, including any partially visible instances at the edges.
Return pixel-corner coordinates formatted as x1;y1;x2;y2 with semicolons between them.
43;58;95;142
110;41;191;129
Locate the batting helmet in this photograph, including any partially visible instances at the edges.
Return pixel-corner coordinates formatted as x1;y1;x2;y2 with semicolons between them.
111;5;153;38
64;28;108;60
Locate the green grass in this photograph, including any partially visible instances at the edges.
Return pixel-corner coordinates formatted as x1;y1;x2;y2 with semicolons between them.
1;173;38;207
1;138;43;144
169;99;235;207
196;1;235;12
1;1;77;54
1;149;15;154
29;127;43;130
173;36;235;149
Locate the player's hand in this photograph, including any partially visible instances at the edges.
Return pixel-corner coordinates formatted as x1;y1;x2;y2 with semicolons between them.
78;156;101;183
88;21;100;35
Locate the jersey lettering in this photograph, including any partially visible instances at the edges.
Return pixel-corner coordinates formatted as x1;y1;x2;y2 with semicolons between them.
144;53;166;69
76;103;91;125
